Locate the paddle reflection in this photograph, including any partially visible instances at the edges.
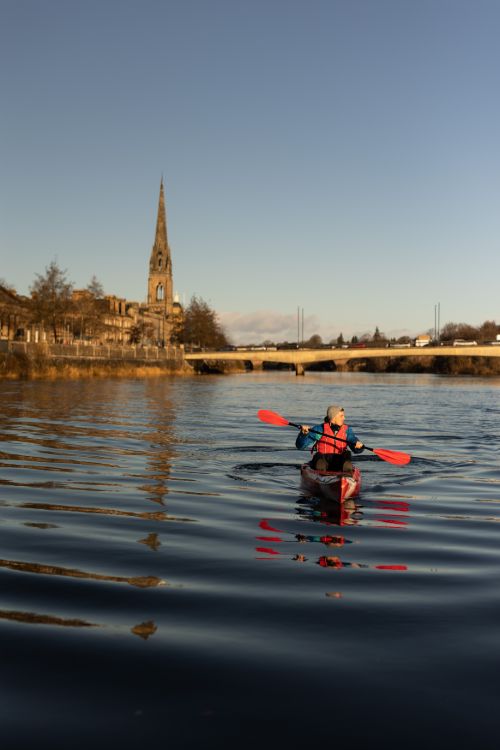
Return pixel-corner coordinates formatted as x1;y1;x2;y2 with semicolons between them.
255;505;357;560
255;497;407;571
372;498;410;528
317;556;407;571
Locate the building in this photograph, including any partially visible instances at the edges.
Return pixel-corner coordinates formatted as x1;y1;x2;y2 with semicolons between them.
72;179;183;346
2;180;183;346
0;285;30;340
415;334;431;347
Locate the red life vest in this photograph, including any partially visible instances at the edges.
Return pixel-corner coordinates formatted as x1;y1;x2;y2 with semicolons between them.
316;422;348;454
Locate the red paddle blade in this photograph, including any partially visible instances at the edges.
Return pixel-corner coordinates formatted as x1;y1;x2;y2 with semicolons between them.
373;448;411;465
257;409;289;427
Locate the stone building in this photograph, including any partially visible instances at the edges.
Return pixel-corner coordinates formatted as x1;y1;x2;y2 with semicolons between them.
0;285;30;340
71;179;183;345
1;180;183;346
138;179;183;345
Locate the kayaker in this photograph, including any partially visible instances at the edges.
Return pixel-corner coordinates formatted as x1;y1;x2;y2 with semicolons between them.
295;404;364;473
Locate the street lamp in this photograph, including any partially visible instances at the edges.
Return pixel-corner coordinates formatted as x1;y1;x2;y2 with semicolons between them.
297;306;304;348
434;302;441;343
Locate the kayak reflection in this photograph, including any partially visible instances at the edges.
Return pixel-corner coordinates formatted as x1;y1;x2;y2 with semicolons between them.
255;497;407;570
256;540;407;571
296;495;362;527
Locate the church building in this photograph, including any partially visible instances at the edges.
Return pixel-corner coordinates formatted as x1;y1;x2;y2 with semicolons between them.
1;179;183;346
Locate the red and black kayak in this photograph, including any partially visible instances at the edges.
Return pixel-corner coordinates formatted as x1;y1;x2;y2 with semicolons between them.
300;464;361;504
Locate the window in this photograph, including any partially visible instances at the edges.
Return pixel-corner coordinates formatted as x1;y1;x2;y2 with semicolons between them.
156;285;164;301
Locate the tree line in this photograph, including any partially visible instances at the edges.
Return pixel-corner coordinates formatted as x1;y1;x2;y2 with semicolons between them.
1;261;229;348
248;319;500;350
2;263;498;349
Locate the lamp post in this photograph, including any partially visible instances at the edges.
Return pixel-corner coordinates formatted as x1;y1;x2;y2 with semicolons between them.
434;302;441;343
297;306;304;348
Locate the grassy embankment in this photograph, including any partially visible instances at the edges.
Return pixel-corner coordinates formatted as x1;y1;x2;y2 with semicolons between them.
0;350;194;380
3;351;499;379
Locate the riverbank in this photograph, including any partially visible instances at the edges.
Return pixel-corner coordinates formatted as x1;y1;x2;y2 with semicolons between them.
267;355;500;377
357;355;500;376
3;349;500;379
0;350;193;379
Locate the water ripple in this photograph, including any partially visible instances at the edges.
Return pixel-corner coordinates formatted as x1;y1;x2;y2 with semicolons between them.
1;374;500;746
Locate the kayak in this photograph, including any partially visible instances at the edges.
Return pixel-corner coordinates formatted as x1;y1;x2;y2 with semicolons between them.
300;463;361;504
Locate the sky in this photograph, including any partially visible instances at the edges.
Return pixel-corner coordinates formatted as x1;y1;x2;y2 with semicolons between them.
1;0;499;344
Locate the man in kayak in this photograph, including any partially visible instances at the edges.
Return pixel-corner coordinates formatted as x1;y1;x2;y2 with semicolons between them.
295;404;364;473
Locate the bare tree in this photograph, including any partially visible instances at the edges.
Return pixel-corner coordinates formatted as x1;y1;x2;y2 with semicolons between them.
478;320;499;342
0;278;16;293
440;321;479;343
30;261;74;342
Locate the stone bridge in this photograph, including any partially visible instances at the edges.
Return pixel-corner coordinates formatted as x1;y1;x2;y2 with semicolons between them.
185;345;500;375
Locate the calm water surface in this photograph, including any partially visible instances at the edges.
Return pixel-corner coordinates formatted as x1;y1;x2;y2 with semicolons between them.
1;372;500;746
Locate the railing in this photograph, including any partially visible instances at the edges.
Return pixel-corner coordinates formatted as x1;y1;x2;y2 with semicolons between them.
2;340;184;362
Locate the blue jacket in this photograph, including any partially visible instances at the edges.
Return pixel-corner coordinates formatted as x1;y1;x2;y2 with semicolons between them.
295;422;364;453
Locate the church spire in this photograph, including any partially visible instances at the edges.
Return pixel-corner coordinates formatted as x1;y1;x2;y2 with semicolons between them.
151;178;170;265
147;179;173;315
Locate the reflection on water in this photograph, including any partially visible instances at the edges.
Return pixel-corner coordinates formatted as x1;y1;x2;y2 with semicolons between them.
295;495;363;526
256;508;408;569
18;501;194;523
131;620;158;639
0;557;166;588
0;608;159;641
0;609;98;628
138;532;162;551
1;374;500;747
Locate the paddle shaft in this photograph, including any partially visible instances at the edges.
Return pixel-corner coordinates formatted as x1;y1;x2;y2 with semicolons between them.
288;420;372;451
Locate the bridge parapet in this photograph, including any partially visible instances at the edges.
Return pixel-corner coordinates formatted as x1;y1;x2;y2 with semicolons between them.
185;345;500;374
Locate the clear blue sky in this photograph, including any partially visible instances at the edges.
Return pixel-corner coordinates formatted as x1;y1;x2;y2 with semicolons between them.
1;0;499;344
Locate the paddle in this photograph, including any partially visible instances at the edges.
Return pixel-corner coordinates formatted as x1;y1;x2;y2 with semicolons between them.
257;409;411;465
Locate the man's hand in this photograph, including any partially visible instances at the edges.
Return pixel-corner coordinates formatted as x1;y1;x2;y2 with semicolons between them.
300;425;310;434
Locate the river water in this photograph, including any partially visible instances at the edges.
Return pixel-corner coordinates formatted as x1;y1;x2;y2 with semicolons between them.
1;372;499;747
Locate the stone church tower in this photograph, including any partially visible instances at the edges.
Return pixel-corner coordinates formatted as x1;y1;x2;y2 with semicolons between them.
143;179;183;344
148;179;174;316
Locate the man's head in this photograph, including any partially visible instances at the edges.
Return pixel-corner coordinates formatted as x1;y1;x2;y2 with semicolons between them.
326;405;345;425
